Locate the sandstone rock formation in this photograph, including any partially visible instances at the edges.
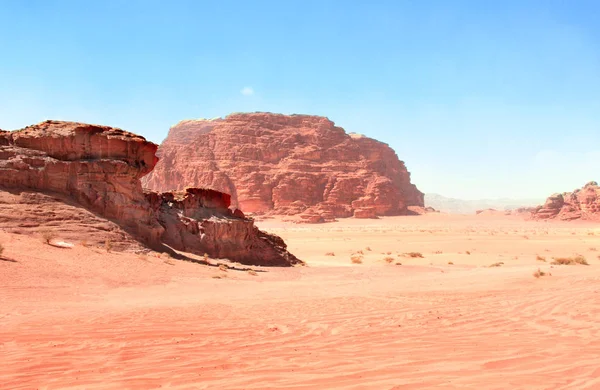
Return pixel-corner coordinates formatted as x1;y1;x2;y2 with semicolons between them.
407;205;439;215
142;113;423;222
0;120;301;266
530;182;600;221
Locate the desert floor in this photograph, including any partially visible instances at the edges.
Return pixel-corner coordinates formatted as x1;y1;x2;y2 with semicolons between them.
2;214;600;389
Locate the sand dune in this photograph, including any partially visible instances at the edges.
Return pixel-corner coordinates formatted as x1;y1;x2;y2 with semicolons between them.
2;214;600;389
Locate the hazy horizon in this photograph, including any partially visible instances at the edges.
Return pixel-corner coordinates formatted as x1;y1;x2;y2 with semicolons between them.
2;1;599;199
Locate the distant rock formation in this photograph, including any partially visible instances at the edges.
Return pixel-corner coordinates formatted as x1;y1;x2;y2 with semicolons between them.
142;112;423;222
425;193;543;215
0;120;301;266
530;181;600;221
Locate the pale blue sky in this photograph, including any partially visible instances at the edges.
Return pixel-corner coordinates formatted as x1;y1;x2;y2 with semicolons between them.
1;0;599;199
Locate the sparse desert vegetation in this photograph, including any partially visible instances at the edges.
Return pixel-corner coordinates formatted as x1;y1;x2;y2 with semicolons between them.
104;239;113;253
536;255;546;262
401;252;424;258
351;254;363;264
40;230;56;244
4;212;600;390
551;255;589;266
0;242;4;257
533;268;547;278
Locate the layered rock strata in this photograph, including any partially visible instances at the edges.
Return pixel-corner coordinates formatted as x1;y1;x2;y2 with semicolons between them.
142;113;423;222
0;121;300;266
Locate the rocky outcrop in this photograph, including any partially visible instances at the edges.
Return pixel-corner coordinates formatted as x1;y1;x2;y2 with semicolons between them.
144;188;299;265
531;182;600;221
142;113;423;222
0;120;301;266
407;205;439;215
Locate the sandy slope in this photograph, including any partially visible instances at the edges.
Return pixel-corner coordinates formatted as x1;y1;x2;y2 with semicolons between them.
2;214;600;389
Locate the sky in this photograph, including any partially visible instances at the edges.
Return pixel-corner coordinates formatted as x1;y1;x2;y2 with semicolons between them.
1;0;599;200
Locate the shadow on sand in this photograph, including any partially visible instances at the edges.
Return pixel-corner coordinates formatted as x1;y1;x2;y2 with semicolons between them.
154;244;268;273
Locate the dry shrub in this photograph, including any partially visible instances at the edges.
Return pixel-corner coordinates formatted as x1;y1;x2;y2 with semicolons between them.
203;253;209;262
355;250;364;255
247;270;258;276
365;247;372;251
40;229;55;244
0;243;4;257
351;255;363;264
218;264;228;272
533;268;546;278
395;262;402;266
105;239;113;253
164;259;175;265
433;250;443;254
551;255;589;266
465;251;471;255
383;256;394;264
489;262;504;267
536;255;546;262
403;252;424;258
448;261;454;265
325;252;335;256
589;247;597;252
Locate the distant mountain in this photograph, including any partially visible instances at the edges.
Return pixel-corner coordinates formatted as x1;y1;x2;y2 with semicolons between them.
425;193;543;215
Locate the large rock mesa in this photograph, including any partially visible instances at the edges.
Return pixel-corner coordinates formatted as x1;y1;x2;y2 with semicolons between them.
142;112;424;222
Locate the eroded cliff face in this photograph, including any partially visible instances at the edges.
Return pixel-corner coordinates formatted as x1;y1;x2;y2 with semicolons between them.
145;188;297;265
530;182;600;221
0;121;301;266
142;113;423;222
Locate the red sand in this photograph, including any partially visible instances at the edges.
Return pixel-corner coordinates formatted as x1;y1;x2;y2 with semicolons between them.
2;214;600;389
